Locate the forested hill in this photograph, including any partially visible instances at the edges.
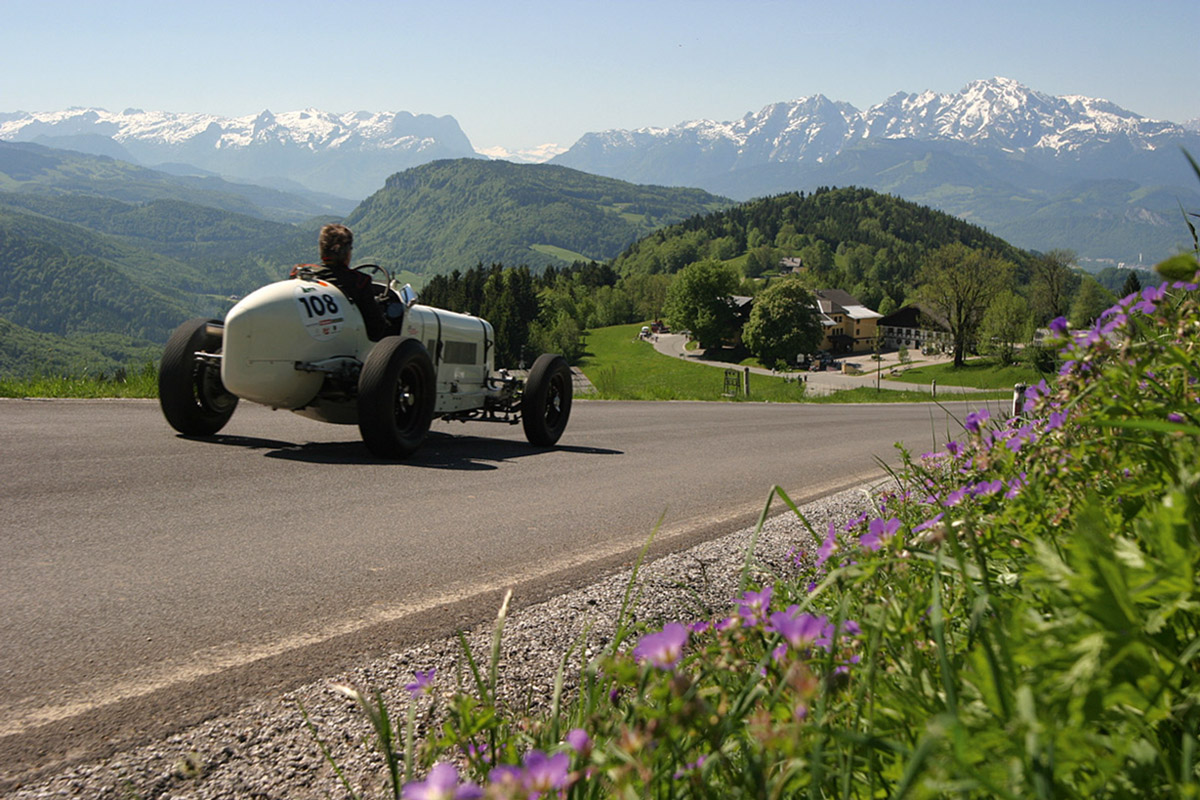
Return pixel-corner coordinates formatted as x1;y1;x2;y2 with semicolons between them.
612;186;1034;310
0;140;346;222
343;159;731;277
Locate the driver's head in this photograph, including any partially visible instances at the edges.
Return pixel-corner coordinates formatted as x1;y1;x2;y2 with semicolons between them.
318;224;353;267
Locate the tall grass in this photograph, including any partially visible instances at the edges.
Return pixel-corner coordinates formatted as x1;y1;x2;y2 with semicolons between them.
0;362;159;398
316;260;1200;798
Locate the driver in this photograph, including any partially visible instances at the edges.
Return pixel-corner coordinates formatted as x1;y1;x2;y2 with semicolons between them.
316;223;391;341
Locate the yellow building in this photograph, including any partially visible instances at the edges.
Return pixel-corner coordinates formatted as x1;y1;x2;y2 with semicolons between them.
814;289;881;354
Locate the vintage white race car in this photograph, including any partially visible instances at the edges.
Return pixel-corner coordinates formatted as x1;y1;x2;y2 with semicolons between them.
158;264;572;458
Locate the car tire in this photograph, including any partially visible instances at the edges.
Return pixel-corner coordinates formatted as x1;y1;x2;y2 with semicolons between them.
521;353;573;447
158;318;238;436
358;337;436;458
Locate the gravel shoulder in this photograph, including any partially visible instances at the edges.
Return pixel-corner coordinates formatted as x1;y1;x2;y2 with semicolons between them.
10;485;879;799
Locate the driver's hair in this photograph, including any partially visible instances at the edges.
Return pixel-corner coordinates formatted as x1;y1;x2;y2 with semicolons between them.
318;224;353;266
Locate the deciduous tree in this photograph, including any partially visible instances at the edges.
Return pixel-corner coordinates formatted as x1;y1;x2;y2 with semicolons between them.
741;280;824;368
662;259;741;349
1029;249;1079;324
978;289;1032;365
916;243;1014;367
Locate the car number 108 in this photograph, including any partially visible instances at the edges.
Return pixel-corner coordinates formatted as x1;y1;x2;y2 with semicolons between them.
297;294;339;317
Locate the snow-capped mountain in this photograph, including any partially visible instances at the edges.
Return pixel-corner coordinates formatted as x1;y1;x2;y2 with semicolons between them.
554;77;1194;183
477;143;569;163
551;77;1200;264
0;107;479;200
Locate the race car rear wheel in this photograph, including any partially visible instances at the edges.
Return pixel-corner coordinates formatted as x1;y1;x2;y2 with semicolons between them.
521;353;573;446
358;337;436;458
158;318;238;436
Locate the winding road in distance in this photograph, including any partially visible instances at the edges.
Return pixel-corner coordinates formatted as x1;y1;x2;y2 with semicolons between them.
0;396;979;784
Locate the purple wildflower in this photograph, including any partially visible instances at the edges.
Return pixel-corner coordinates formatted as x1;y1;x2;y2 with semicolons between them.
405;669;436;698
633;622;689;669
566;728;591;754
942;486;969;507
402;763;482;800
522;750;570;794
969;479;1003;497
767;607;830;650
816;522;838;568
843;511;869;532
860;516;900;551
1046;410;1067;430
737;586;773;627
945;440;960;457
914;513;944;533
1006;424;1036;453
1050;316;1069;336
964;408;990;433
1168;412;1184;423
487;765;523;788
1100;312;1127;335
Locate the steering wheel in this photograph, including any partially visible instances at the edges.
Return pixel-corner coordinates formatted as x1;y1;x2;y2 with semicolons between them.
353;263;391;286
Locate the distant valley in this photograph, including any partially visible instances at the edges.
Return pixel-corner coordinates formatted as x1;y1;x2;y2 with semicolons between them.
3;78;1198;266
1;77;1197;377
0;146;726;376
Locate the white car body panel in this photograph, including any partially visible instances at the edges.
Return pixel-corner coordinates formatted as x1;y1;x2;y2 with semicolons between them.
221;276;496;422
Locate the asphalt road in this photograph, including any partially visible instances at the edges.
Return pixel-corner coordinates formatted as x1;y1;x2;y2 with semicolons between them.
0;396;982;783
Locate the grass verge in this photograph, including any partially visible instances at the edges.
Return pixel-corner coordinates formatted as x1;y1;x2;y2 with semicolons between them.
0;364;158;398
886;357;1047;389
312;271;1200;799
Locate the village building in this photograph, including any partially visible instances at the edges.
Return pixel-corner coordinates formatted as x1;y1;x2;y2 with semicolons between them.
813;289;882;354
877;304;953;354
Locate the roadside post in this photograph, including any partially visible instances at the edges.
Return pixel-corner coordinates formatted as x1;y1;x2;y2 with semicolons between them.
1012;383;1027;418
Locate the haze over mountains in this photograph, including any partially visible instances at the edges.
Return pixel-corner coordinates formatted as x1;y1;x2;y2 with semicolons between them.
2;78;1197;266
0;108;478;202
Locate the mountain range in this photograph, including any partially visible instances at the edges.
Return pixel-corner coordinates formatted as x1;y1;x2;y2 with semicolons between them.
2;78;1197;266
550;78;1200;266
0;108;478;202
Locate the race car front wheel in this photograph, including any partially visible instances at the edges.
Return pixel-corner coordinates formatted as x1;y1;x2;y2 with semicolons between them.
521;353;573;446
159;318;238;436
358;337;436;458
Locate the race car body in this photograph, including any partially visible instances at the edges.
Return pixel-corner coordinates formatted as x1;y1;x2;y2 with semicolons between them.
158;265;572;458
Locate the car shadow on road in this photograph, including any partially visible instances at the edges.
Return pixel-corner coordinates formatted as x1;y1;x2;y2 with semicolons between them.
184;431;621;470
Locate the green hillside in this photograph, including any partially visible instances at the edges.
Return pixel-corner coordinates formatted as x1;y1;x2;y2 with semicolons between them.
611;186;1035;310
0;192;309;289
0;140;345;222
345;159;731;277
0;317;160;378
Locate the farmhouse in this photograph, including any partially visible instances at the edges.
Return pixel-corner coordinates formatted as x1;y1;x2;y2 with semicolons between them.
877;304;953;354
813;289;882;354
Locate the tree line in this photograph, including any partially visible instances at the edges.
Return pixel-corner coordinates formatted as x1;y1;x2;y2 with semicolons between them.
414;187;1142;372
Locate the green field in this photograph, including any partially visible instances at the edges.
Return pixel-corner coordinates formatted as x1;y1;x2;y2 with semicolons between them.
885;357;1047;389
578;324;809;402
576;323;997;403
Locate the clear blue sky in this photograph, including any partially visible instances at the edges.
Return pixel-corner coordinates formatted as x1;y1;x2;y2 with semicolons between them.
3;0;1196;153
